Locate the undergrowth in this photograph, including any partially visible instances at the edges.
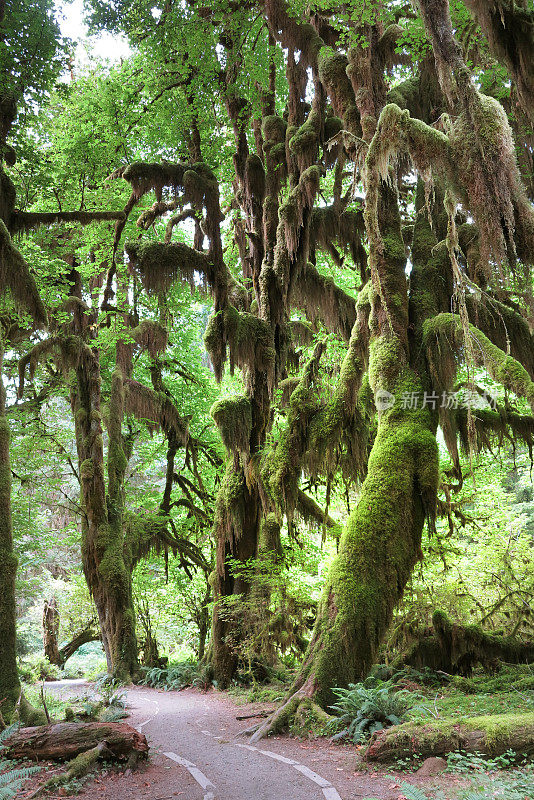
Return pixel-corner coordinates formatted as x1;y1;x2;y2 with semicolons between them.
0;724;40;799
140;659;211;691
327;682;418;743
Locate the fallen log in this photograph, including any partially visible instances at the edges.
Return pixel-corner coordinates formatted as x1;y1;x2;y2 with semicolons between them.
3;721;148;761
26;741;114;799
398;610;534;675
365;712;534;762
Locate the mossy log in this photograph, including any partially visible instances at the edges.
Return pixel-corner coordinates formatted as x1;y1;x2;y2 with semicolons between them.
365;712;534;762
401;610;534;675
3;721;148;761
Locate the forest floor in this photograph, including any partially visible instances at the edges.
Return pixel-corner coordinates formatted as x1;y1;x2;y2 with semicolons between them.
17;680;526;800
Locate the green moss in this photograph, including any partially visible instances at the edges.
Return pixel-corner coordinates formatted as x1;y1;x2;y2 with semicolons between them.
368;336;405;393
324;115;343;142
262;115;287;143
299;353;439;707
366;712;534;760
289;110;321;161
423;313;534;409
80;459;94;481
258;513;281;556
210;394;252;454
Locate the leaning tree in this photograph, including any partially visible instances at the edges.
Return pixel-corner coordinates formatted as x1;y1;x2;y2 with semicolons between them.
80;0;534;725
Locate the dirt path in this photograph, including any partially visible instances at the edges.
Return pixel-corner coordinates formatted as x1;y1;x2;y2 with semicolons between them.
40;683;416;800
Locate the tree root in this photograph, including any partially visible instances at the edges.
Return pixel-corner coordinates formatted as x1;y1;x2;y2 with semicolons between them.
243;690;332;742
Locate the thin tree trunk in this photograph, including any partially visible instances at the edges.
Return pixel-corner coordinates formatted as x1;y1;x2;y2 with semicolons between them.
43;597;61;665
0;341;21;721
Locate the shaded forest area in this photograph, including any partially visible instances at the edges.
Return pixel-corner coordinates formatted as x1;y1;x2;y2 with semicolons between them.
1;0;534;798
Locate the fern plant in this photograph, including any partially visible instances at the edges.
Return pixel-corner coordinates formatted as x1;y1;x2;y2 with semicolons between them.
0;724;40;799
140;660;205;691
328;682;417;743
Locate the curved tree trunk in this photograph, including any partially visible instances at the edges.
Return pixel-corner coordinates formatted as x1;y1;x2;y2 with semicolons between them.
288;396;437;709
55;625;101;667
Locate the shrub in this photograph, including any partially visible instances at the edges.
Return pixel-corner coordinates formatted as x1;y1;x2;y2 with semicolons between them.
18;654;59;683
328;682;417;743
140;660;210;691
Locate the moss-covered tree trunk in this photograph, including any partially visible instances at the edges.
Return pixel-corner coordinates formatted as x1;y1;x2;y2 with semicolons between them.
211;472;261;685
75;353;139;681
43;597;61;666
0;341;22;722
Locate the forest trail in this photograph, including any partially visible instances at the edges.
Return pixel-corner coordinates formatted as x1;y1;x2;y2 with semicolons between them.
44;682;404;800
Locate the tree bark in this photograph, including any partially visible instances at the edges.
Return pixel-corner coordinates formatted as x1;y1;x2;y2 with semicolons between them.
4;721;148;761
0;341;22;722
365;713;534;762
211;475;261;686
43;597;61;665
74;353;139;681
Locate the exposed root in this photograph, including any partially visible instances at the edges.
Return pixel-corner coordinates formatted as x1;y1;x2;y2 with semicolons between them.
244;689;331;743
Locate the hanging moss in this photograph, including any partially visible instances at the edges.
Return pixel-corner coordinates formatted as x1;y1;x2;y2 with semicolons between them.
131;320;168;357
293;261;356;340
289;109;321;171
117;161;187;200
463;0;534;123
454;405;534;462
124;510;170;567
258;513;282;557
204;306;276;389
277;165;320;261
317;49;361;136
213;460;247;549
324;114;343;142
307;294;371;480
264;0;322;68
0;220;47;327
288;319;315;347
244;154;266;204
424;313;534;410
279;376;300;407
262;114;287;144
310;205;367;275
123;378;189;444
270;342;325;520
126;240;212;293
0;167;16;225
211;395;253;455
